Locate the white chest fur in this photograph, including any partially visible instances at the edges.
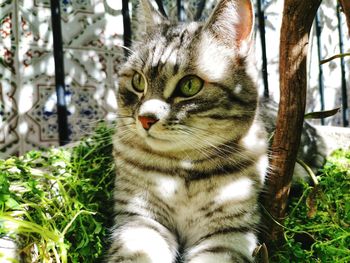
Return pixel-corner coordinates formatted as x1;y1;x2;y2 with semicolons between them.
115;157;262;245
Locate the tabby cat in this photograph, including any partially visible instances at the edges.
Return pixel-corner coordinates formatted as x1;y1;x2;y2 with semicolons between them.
109;0;268;262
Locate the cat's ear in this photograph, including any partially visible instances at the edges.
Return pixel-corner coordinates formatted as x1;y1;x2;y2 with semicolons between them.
204;0;254;54
138;0;167;31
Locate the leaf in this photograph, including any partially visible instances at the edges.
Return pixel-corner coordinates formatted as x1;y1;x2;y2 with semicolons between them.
296;159;318;185
0;123;115;262
304;108;340;119
306;186;319;218
5;197;21;210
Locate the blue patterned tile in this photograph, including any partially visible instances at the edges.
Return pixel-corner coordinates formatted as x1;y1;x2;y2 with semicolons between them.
27;82;107;142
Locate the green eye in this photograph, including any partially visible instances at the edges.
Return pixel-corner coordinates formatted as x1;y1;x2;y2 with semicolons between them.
177;75;204;97
132;72;146;92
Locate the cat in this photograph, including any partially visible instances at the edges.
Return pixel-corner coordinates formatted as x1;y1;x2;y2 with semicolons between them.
109;0;268;262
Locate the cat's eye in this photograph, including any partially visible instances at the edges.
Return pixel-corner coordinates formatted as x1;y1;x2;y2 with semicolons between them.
176;75;204;97
132;72;146;92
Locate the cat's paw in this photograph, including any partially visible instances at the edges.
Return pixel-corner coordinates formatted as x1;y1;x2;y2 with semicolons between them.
107;222;177;263
186;250;252;263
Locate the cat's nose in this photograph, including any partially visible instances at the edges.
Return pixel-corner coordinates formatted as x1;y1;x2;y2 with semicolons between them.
138;115;159;130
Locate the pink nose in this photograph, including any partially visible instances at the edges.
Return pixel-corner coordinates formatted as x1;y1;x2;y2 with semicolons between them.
138;116;159;130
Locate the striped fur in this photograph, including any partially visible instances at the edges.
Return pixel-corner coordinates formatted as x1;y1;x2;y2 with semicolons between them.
108;0;268;262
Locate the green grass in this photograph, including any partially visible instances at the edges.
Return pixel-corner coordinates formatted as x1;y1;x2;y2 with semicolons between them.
1;125;349;262
0;125;115;263
271;148;350;263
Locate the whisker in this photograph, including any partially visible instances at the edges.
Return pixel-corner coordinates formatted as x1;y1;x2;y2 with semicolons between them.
115;43;147;66
114;131;135;145
176;128;234;168
184;126;243;157
175;125;265;172
176;131;220;167
187;124;270;156
116;44;136;56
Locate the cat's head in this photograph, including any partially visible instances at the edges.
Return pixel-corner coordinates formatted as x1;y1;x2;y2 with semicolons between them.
116;0;258;154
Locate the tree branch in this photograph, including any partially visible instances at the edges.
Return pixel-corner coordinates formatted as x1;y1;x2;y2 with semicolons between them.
320;52;350;65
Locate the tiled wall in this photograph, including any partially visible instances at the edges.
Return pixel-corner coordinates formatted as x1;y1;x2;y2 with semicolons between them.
0;0;349;158
0;0;125;157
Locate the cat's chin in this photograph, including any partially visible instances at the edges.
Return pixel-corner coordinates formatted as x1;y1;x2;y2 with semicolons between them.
143;136;189;153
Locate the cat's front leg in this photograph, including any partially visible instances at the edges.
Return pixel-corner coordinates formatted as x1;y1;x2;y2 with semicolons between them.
107;216;178;263
184;232;257;263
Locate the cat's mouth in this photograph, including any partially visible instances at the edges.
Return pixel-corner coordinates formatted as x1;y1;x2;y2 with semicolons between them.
143;135;174;152
139;130;185;152
136;118;172;144
135;119;190;152
145;133;169;142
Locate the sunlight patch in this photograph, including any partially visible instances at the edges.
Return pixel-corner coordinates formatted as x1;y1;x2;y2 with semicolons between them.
257;156;269;184
215;178;253;203
180;160;193;169
139;99;170;120
120;226;173;263
241;123;266;154
197;34;231;81
157;177;179;199
234;84;243;94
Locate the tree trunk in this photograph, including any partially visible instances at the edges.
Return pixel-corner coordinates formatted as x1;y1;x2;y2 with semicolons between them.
262;0;322;245
339;0;350;36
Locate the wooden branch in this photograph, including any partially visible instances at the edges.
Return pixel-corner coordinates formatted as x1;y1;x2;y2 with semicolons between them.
262;0;322;244
320;52;350;65
339;0;350;36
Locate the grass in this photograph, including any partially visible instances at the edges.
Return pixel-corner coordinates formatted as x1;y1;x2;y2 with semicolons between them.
271;148;350;263
0;125;349;262
0;125;115;263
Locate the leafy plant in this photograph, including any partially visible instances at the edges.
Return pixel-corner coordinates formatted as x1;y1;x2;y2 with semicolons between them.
0;125;115;263
271;148;350;263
